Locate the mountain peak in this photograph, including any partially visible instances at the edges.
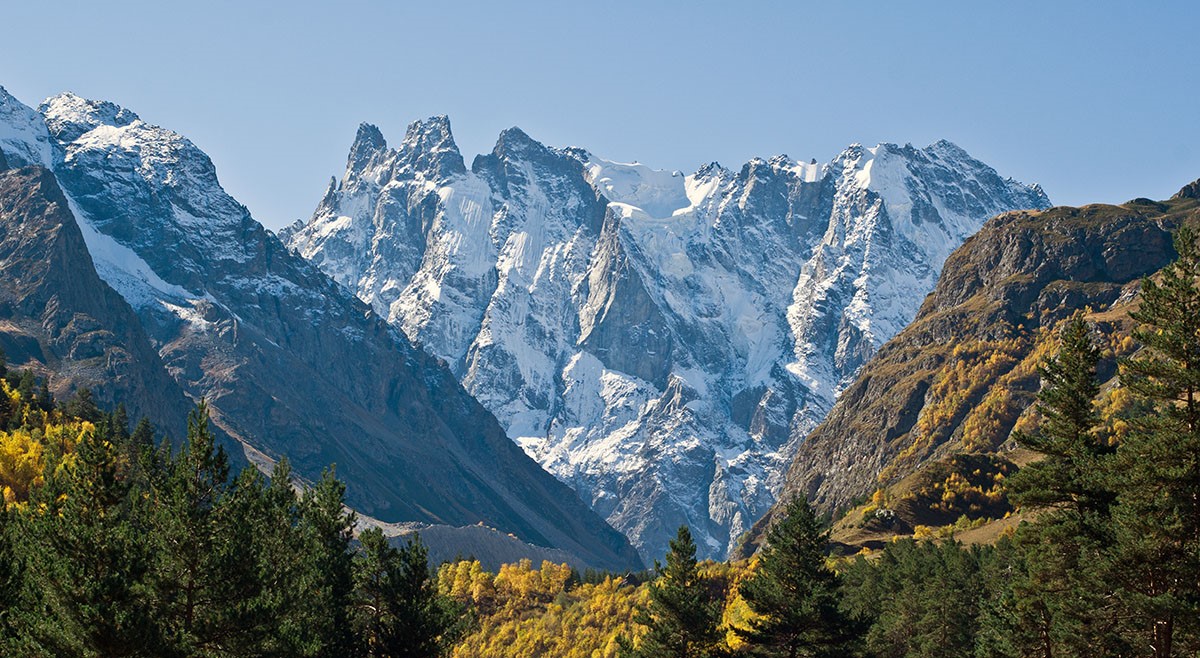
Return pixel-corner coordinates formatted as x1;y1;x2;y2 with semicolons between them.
1172;178;1200;200
925;138;971;160
396;115;465;178
0;86;55;168
348;122;387;171
40;92;140;143
402;114;454;145
694;161;727;179
496;126;556;155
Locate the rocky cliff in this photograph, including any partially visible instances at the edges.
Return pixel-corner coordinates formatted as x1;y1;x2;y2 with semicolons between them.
0;164;200;439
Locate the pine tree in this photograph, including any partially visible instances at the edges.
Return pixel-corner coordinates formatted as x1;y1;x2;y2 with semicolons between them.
394;533;458;657
295;468;358;657
250;458;308;656
149;401;263;657
65;387;101;423
14;371;34;417
736;498;860;658
130;418;154;449
0;380;11;429
354;529;455;658
111;404;130;441
35;380;54;413
622;525;724;658
0;506;22;652
843;538;985;658
1110;226;1200;657
991;313;1126;657
20;419;164;656
1008;313;1113;525
354;528;400;657
976;525;1129;658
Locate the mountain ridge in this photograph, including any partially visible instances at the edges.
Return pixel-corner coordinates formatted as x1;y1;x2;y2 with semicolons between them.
0;85;642;571
286;115;1049;561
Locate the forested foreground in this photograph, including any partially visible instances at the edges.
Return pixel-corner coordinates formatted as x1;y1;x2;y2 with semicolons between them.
0;229;1198;658
0;370;466;657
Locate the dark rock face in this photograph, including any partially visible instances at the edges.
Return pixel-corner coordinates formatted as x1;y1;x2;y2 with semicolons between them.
750;193;1199;551
578;211;674;387
0;89;641;571
0;166;200;439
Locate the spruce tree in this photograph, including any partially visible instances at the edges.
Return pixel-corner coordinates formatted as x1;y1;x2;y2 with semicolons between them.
623;525;724;658
149;401;263;656
1111;226;1200;657
736;497;860;658
21;419;164;656
354;529;454;658
1008;313;1113;525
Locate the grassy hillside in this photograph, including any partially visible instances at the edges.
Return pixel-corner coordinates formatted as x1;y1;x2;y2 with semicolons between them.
745;182;1200;556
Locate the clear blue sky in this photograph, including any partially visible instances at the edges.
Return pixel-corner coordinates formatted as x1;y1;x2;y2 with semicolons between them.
5;1;1198;229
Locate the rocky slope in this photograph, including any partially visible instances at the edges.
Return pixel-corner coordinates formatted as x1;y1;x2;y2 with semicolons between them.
0;86;640;571
284;118;1049;560
749;182;1200;550
0;162;202;440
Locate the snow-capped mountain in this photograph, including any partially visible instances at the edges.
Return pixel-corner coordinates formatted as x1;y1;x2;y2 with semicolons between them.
0;86;642;571
284;118;1050;561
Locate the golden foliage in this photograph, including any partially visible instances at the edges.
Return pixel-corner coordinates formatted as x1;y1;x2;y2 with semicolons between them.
883;331;1029;483
0;380;93;508
443;558;752;658
444;559;647;658
0;428;44;506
